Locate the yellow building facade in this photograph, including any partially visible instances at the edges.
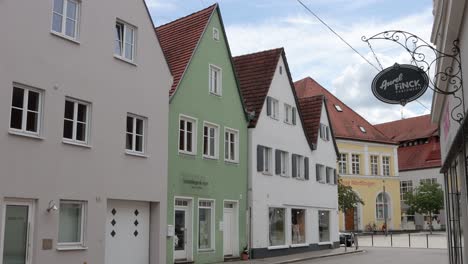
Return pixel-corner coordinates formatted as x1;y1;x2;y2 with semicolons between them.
337;140;401;231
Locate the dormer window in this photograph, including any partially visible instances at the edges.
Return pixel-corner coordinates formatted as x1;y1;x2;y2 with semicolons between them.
359;126;366;133
213;27;220;41
334;105;343;112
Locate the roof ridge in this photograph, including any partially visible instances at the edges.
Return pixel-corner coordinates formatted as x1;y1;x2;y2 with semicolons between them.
374;114;431;126
156;3;217;30
233;47;284;59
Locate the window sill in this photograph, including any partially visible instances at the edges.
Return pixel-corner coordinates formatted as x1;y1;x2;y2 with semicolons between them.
8;130;44;140
209;92;222;97
179;150;197;156
262;172;273;176
125;150;148;158
50;31;80;45
283;121;294;125
225;159;239;165
268;245;289;250
280;174;289;178
318;242;332;245
203;155;218;160
56;245;88;251
269;116;279;121
114;55;137;66
291;243;309;248
62;140;92;148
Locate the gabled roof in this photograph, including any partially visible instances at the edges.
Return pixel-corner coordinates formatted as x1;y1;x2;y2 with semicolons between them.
398;139;441;171
155;4;217;96
233;48;283;127
374;115;438;142
294;77;396;145
298;95;340;156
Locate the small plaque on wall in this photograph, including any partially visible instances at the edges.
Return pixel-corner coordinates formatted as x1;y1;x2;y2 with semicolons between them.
42;239;53;250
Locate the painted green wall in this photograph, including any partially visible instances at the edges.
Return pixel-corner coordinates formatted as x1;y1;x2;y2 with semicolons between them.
166;9;248;264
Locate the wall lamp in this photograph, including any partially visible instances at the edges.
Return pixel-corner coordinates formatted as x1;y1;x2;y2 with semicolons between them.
47;200;58;213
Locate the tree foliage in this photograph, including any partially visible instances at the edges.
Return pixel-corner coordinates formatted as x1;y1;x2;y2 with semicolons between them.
338;178;364;212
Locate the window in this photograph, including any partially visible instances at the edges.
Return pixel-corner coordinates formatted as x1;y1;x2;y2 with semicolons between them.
10;85;43;135
292;155;308;179
291;209;306;244
212;27;220;41
338;153;347;174
351;154;360;175
275;150;289;176
376;193;389;219
266;97;279;120
420;178;437;185
63;98;90;144
382;156;390;176
400;180;413;201
370;155;379;175
179;116;196;154
319;123;330;141
52;0;80;39
359;126;366;133
115;20;136;61
316;164;325;183
269;208;285;246
198;200;214;250
284;104;296;125
224;128;238;163
334;104;343;112
209;65;222;96
203;123;219;159
326;167;334;184
257;145;272;174
126;114;146;154
318;210;330;242
58;200;85;247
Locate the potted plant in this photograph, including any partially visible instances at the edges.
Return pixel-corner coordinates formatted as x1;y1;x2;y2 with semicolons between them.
241;246;249;260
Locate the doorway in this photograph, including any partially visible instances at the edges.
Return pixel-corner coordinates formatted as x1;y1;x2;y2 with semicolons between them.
174;199;192;261
223;201;238;257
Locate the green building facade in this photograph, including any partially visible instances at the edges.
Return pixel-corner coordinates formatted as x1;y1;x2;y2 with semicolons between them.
156;4;248;263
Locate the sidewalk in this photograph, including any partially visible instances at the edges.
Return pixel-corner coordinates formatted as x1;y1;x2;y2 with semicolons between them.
220;247;364;264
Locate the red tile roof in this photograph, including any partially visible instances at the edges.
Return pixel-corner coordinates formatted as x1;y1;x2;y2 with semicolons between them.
233;48;283;127
374;115;438;142
294;77;396;144
155;4;217;96
398;139;441;171
297;95;324;147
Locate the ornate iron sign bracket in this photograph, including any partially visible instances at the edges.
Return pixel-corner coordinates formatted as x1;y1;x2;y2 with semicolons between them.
362;30;464;124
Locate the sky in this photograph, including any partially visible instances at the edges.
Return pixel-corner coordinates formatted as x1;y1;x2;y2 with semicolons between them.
147;0;435;124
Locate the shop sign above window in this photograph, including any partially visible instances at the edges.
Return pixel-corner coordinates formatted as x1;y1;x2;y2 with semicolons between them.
371;63;429;106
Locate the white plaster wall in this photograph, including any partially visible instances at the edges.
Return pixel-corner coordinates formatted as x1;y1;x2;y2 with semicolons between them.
249;57;338;249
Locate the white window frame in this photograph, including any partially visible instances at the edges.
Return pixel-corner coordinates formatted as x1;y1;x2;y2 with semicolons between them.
262;147;272;174
370;155;379;175
224;127;239;163
212;27;220;41
284;104;293;124
382;156;390;176
9;83;44;137
51;0;80;40
338;153;347;174
334;104;343;112
125;113;147;155
63;97;91;145
115;19;136;63
420;178;437;185
209;64;222;96
268;207;286;247
326;167;334;184
203;121;219;159
400;180;413;201
280;151;289;177
269;98;279;120
351;154;360;175
178;115;197;155
319;123;329;141
295;155;305;179
316;164;325;183
57;200;86;249
197;199;215;251
376;193;389;220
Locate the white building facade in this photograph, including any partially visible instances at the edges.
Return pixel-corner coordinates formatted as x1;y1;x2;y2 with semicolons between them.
234;49;339;258
0;1;172;264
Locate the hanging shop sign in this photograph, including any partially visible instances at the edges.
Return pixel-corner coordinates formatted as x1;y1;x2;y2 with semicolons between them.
371;63;429;106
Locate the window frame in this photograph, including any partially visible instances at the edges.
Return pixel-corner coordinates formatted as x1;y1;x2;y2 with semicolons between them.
267;97;280;120
262;147;272;174
63;97;91;146
291;208;307;245
114;19;137;63
382;156;391;176
318;210;330;243
338;153;348;174
224;127;239;163
212;27;220;41
316;164;325;183
351;154;360;175
178;115;197;155
197;199;215;251
400;180;413;201
326;167;334;184
376;193;390;220
284;104;293;124
268;207;286;247
125;113;147;155
319;123;330;141
57;200;86;249
295;155;305;179
9;83;44;137
51;0;81;41
209;64;222;96
370;155;379;175
203;121;219;159
280;151;289;177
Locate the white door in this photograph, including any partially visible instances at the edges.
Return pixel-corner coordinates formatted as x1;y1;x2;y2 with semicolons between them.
174;208;187;260
223;202;238;256
105;200;149;264
1;200;34;264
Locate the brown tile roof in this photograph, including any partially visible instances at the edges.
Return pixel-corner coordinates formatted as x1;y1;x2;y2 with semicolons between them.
398;139;441;171
155;4;217;96
374;115;438;142
233;48;283;127
297;95;324;147
294;77;396;145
